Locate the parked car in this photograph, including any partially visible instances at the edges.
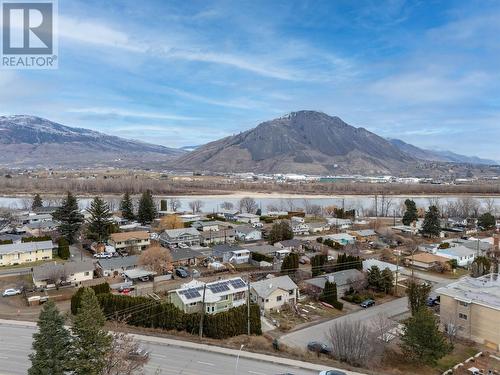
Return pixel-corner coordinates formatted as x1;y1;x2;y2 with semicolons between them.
307;341;332;355
319;371;347;375
2;288;22;297
175;268;189;278
426;296;440;307
360;299;375;308
94;252;112;259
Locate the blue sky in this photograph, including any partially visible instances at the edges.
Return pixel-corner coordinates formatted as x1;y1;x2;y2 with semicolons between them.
1;0;499;159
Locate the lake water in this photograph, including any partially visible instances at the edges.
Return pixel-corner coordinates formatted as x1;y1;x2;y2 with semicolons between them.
1;193;499;215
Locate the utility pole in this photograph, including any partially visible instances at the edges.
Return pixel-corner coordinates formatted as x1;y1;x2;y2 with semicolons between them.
199;284;206;339
247;276;251;336
394;250;400;296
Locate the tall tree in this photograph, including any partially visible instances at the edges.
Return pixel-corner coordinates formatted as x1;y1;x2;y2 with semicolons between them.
281;252;299;276
137;190;157;225
477;212;496;230
169;198;181;212
32;194;43;210
29;300;71;375
311;254;327;277
400;308;451;365
57;238;70;260
268;221;294;245
406;280;431;315
86;197;113;242
402;199;418;226
367;265;382;290
380;268;394;294
320;280;338;305
53;192;84;244
119;192;135;221
421;205;441;238
239;197;258;213
70;288;112;375
188;199;204;214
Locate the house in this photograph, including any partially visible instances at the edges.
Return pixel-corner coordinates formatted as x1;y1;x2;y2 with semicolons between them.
327;218;352;229
123;268;156;281
32;260;94;288
265;211;288;217
404;252;451;270
179;214;202;223
274;239;305;252
235;225;262;241
436;245;476;267
324;233;355;246
192;220;223;232
292;222;310;235
169;247;204;267
16;213;53;226
236;213;260;224
304;269;364;296
25;221;58;236
168;277;248;314
200;228;236;246
248;244;281;258
159;228;201;248
437;273;500;351
108;231;150;253
96;255;139;277
250;275;298;311
0;240;54;266
363;259;405;276
217;209;239;221
350;229;377;242
291;216;305;224
308;222;330;233
212;244;246;262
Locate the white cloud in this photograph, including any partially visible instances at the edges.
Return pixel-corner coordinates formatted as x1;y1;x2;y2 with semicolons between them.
67;107;198;121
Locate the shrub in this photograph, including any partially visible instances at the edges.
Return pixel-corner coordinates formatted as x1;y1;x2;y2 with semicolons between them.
22;235;51;243
251;252;273;263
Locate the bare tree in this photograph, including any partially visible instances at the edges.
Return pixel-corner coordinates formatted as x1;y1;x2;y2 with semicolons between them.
328;320;383;367
188;200;203;213
220;201;234;210
0;209;14;231
103;330;149;375
483;197;497;215
169;198;181;212
138;246;172;275
266;204;280;212
239;197;258;213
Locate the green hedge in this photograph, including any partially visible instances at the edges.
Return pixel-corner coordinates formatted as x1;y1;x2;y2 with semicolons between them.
71;283;110;314
0;239;13;245
251;252;273;263
96;293;261;339
22;235;52;243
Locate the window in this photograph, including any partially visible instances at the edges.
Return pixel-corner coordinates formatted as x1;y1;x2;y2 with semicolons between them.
277;295;282;302
84;272;90;276
458;313;467;320
458;301;469;307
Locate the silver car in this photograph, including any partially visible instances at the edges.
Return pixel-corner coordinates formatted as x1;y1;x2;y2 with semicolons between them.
2;288;22;297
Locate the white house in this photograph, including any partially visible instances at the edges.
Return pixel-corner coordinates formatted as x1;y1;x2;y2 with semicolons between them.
235;226;262;241
436;245;476;267
292;222;310;235
327;218;352;229
32;261;94;288
236;213;260;224
250;275;298;312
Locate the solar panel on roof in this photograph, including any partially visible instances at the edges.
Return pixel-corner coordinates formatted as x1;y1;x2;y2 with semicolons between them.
229;279;246;289
179;288;201;299
208;282;230;293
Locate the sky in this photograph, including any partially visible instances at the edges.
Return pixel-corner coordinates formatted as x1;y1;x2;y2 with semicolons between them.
1;0;499;159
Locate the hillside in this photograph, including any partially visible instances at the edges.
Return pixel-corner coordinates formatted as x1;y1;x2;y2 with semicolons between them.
176;111;416;174
0;115;184;168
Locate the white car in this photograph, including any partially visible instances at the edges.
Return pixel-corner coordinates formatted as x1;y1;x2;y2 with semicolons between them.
2;288;22;297
319;371;347;375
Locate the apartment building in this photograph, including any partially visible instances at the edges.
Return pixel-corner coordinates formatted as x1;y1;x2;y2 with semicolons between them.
0;240;54;266
437;273;500;351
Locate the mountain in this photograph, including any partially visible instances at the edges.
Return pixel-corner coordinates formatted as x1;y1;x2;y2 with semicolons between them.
0;115;184;168
388;138;497;166
176;111;416;174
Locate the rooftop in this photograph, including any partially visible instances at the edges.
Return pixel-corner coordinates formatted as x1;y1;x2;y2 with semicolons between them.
406;252;450;263
251;275;298;298
97;255;139;270
161;227;200;239
436;273;500;311
33;260;94;282
169;247;204;262
110;231;149;242
304;269;363;289
170;277;247;304
0;240;54;255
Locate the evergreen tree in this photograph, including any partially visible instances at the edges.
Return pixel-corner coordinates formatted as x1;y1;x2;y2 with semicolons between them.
406;280;432;315
477;212;496;230
400;308;451;365
137;190;157;225
281;252;299;275
367;265;382;290
402;199;418;226
29;300;71;375
381;267;394;294
311;254;327;277
86;197;112;242
268;221;294;244
70;288;112;375
57;238;70;260
421;205;441;238
32;194;43;210
160;199;168;211
53;192;84;244
320;280;338;305
119;192;135;221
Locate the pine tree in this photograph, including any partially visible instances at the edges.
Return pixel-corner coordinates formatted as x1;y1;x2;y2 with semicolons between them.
421;205;441;238
32;194;43;210
400;307;451;365
402;199;418;226
29;300;71;375
320;280;338;305
57;238;70;260
119;192;135;221
311;254;327;277
406;280;431;315
367;265;382;290
477;212;496;230
53;192;84;244
268;221;294;244
137;190;157;225
160;199;168;211
86;197;112;242
381;267;394;294
70;288;112;375
281;252;299;275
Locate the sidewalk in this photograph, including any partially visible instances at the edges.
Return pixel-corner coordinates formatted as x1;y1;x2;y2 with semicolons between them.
0;318;367;375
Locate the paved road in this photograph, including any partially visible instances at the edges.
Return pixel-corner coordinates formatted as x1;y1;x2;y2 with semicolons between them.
281;270;453;349
0;323;322;375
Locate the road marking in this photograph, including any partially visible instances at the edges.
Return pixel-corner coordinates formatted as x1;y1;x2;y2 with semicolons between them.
248;371;267;375
197;361;215;366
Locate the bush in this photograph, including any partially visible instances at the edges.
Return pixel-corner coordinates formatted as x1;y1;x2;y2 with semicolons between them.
22;235;52;243
251;252;273;263
57;238;70;260
71;283;110;314
0;239;13;245
316;237;323;243
331;300;344;310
